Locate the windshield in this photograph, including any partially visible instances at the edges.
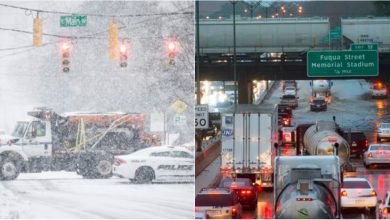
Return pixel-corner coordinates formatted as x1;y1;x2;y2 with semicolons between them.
342;180;371;189
285;87;295;91
370;145;390;151
12;121;29;138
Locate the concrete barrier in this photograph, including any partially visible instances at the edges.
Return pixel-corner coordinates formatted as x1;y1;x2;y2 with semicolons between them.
195;139;221;177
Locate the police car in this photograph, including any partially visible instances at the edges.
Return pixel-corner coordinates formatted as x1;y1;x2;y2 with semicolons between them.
113;145;194;183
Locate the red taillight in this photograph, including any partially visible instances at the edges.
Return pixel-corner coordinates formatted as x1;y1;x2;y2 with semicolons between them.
231;207;237;217
341;191;347;197
365;140;368;148
368;153;373;158
240;190;252;195
384;207;389;214
371;191;377;196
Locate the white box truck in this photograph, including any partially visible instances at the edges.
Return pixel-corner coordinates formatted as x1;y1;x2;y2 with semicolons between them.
220;104;278;188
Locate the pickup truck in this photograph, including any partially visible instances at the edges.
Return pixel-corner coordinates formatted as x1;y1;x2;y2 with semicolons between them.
280;95;299;109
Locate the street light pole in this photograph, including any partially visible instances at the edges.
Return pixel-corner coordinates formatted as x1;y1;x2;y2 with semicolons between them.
232;0;237;111
196;0;201;105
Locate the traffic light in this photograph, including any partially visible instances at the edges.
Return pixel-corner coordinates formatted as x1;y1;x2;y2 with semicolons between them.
119;40;128;68
108;20;119;60
60;39;72;73
166;38;178;65
33;16;43;47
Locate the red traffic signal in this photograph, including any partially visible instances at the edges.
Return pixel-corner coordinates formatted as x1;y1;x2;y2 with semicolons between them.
119;40;129;68
165;38;178;63
60;39;72;72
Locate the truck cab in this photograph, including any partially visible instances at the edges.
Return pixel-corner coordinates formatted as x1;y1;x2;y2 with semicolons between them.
0;117;53;180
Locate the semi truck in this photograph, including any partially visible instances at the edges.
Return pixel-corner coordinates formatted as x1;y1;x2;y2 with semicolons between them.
274;156;341;219
0;107;158;180
220;104;278;188
310;80;333;104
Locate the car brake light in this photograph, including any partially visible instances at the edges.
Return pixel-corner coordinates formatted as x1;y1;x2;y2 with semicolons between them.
231;207;238;218
368;153;373;158
384;207;389;214
365;140;368;148
371;191;377;196
341;191;347;197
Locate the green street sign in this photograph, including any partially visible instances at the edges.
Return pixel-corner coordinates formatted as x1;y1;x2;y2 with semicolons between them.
330;28;341;39
60;16;87;27
307;50;378;77
351;44;378;51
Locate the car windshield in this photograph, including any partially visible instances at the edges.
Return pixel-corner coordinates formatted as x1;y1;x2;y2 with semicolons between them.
11;121;29;138
220;179;251;188
342;180;371;189
380;124;390;129
195;194;233;206
285;87;295;91
370;145;390;151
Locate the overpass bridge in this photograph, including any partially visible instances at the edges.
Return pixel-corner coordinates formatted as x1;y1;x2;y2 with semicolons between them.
196;17;390;103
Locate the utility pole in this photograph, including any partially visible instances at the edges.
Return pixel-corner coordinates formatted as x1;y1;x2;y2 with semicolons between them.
232;0;237;111
196;0;201;105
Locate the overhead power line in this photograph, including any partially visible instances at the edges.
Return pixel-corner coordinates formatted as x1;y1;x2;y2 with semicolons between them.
0;3;193;17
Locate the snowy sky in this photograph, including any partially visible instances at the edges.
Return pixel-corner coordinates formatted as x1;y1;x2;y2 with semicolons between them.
0;1;195;140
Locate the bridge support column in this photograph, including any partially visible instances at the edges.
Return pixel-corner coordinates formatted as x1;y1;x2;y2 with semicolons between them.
238;73;252;104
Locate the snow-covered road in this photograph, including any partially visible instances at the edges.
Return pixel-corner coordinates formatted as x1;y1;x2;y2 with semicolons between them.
0;172;194;219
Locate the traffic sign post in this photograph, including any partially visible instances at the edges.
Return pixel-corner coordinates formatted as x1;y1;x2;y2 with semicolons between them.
307;50;378;77
351;44;378;51
60;16;87;27
195;105;209;129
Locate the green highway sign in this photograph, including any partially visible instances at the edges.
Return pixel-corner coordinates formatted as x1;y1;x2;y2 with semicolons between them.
307;50;378;77
330;27;341;39
60;16;87;27
351;44;378;51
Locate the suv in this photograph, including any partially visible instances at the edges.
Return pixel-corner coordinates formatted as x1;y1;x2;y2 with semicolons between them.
277;104;293;127
282;80;297;90
342;131;368;158
280;95;299;109
310;97;327;111
195;188;243;219
283;86;297;96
